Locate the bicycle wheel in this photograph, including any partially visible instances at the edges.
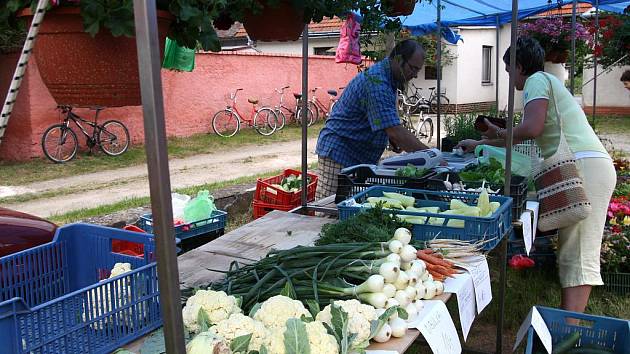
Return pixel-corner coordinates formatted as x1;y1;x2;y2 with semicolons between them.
253;107;277;136
308;102;319;123
275;109;287;130
430;94;450;114
98;120;130;156
329;100;337;117
296;106;315;127
418;118;434;144
212;109;240;137
41;124;78;163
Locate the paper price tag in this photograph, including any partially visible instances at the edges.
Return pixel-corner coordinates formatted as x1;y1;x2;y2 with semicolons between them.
513;307;552;353
443;273;476;341
459;256;492;314
520;210;533;255
413;300;462;354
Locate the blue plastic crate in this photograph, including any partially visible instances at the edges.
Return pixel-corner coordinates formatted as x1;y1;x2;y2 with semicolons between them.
0;224;163;354
337;186;512;251
138;209;227;241
525;307;630;354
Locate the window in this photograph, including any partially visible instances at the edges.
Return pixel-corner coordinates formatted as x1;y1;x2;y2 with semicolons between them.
314;46;335;56
482;46;492;84
424;66;442;80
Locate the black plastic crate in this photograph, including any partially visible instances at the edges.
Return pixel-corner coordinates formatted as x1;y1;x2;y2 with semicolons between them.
335;165;436;203
179;228;225;253
423;172;528;220
508;234;557;267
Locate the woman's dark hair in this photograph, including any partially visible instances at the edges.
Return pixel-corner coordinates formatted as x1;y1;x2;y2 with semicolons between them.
389;39;424;62
621;70;630;82
502;37;545;76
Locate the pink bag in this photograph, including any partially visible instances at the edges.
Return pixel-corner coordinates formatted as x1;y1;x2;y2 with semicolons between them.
335;13;362;65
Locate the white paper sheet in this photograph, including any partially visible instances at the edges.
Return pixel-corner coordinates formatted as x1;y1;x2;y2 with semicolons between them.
513;306;552;353
458;256;492;314
411;300;462;354
520;210;533;255
443;273;476;341
526;201;540;240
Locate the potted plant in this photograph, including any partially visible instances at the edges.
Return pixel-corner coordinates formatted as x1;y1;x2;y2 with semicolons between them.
589;12;630;68
518;16;590;64
442;112;482;152
1;0;225;107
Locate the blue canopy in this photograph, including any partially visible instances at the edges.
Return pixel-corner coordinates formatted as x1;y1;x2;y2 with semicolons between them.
600;1;629;13
401;0;629;35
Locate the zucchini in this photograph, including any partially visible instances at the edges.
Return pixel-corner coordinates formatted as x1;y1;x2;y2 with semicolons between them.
552;332;581;354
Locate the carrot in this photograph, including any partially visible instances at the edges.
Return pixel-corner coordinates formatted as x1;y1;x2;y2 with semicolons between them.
417;252;455;268
419;249;434;255
426;263;455;278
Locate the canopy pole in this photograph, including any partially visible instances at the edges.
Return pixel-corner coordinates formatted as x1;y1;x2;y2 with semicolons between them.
132;1;185;352
570;0;577;94
301;24;309;207
436;0;442;150
497;1;519;354
592;0;599;125
496;15;500;112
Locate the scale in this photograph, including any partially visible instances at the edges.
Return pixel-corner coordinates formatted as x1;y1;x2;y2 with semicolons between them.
379;148;444;170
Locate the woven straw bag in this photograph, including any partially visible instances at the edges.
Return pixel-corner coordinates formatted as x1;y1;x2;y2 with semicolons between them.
531;73;592;232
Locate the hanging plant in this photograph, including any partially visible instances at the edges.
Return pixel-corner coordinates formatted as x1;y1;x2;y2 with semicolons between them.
519;16;591;63
588;12;630;68
381;0;418;17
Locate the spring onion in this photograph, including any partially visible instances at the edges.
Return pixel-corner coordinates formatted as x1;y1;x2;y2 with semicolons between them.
383;283;397;298
379;262;400;283
409;260;426;275
358;292;388;309
389;240;404;254
393;228;412;245
373;323;392;343
423;281;437;299
389;317;407;338
395;290;411;307
400;245;418;262
394;271;410;290
386;253;402;265
404;286;417;300
405;303;419;323
415;282;426;299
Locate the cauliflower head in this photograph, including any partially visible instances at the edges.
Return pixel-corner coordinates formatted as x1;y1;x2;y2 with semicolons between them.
253;295;310;329
209;313;270;352
315;299;377;346
267;321;339;354
186;331;231;354
182;289;242;333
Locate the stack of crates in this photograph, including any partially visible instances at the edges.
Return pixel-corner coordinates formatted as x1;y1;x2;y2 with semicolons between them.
253;169;318;219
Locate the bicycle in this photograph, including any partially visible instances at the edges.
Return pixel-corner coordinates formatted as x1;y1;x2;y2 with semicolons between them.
271;85;315;130
212;88;278;138
308;87;344;122
397;90;434;144
399;83;450;114
41;105;130;163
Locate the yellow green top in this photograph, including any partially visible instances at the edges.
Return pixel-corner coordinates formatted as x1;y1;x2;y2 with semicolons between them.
523;72;607;159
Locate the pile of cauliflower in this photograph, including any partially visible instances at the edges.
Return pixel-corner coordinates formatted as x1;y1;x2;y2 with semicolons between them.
183;293;342;354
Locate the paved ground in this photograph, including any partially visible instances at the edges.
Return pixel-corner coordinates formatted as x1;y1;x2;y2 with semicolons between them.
3;138;318;218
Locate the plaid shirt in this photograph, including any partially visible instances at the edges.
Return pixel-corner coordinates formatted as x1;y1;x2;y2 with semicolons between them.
315;58;400;167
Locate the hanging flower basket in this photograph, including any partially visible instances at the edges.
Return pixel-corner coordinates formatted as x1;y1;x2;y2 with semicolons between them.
545;49;569;64
382;0;417;17
17;7;172;107
214;12;235;31
243;1;305;41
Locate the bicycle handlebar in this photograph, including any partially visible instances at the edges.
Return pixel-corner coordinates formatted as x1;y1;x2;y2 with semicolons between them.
230;88;243;100
275;85;290;94
311;87;322;92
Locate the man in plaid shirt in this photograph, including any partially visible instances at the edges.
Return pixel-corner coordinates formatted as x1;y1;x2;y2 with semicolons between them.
315;40;430;199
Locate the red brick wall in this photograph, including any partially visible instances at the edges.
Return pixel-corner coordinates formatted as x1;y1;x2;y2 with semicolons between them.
582;106;630;116
0;51;362;161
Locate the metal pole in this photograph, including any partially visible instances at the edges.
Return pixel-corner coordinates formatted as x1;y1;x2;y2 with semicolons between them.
0;0;49;145
301;24;309;207
496;15;500;112
592;0;599;126
570;0;577;94
436;0;442;150
132;1;185;353
497;1;518;354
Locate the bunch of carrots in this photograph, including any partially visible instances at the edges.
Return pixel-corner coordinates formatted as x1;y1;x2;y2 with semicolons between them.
416;248;460;281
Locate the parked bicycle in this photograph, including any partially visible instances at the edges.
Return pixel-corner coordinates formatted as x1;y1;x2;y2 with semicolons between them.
308;87;344;122
212;88;278;137
271;85;315;130
397;90;434;143
399;82;450;114
41;105;130;163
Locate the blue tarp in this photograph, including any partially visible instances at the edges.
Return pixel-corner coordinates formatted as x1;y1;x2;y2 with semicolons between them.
600;1;629;13
400;0;629;35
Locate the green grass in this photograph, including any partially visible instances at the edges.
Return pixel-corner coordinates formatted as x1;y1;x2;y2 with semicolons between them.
0;123;323;186
48;162;318;225
591;115;630;135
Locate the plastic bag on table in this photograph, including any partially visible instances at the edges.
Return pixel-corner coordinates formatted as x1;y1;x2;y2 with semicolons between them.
183;190;217;224
474;144;533;178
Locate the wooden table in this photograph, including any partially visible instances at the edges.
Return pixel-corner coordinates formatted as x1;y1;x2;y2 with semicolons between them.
125;210;451;353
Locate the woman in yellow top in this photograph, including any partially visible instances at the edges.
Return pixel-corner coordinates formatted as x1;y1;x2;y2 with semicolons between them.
458;37;616;314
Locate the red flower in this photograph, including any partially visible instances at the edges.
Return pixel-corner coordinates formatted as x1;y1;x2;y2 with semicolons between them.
594;45;604;57
612;225;623;234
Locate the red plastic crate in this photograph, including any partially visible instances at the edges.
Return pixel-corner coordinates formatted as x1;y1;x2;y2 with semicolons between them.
255;169;318;206
253;200;295;219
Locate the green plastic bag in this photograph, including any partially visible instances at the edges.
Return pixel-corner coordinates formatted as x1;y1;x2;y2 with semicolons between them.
162;37;195;72
474;144;532;178
183;190;217;223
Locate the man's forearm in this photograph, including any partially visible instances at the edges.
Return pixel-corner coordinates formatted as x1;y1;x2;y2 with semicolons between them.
386;125;429;152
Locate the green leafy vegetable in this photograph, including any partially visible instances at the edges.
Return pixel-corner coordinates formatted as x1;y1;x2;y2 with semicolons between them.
460;157;506;185
230;333;252;353
395;164;428;178
284;318;311;354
